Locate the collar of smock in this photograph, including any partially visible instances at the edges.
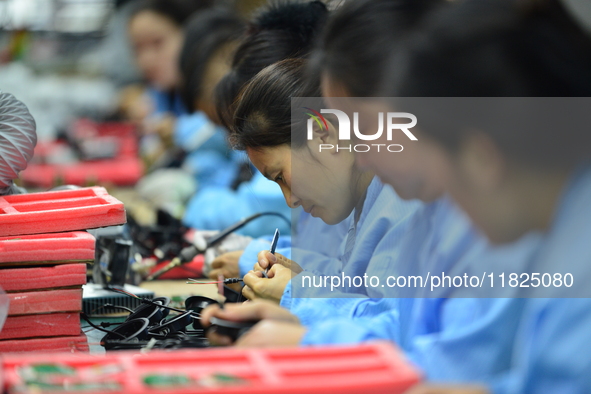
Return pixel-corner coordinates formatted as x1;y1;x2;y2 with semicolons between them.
547;161;591;232
352;176;385;230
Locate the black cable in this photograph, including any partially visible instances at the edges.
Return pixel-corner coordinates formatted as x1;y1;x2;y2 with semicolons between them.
100;322;122;328
147;211;291;280
223;278;243;284
81;313;126;339
104;287;202;319
138;298;201;317
104;304;134;313
204;212;290;250
260;211;291;228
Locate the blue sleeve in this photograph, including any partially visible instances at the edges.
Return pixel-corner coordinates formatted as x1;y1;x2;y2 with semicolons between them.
280;280;293;310
408;298;525;384
183;151;237;190
183;186;253;233
280;269;399;328
492;298;591;394
182;172;291;238
278;250;344;311
300;310;401;346
147;88;187;117
233;171;292;237
291;296;399;327
175;112;236;190
147;88;170;116
174;111;228;154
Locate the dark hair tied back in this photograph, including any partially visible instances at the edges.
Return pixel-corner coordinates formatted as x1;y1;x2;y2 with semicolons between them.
231;58;321;151
215;0;329;129
251;1;328;46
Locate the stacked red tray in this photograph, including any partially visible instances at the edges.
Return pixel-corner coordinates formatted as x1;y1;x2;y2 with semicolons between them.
0;343;421;393
20;119;144;188
19;157;144;189
0;187;126;237
0;187;127;353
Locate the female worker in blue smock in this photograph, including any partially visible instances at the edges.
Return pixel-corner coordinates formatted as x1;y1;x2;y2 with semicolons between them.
488;164;591;394
194;0;335;250
228;58;420;309
174;8;291;238
236;0;452;311
127;0;199;137
174;9;242;191
127;2;242;218
390;0;591;391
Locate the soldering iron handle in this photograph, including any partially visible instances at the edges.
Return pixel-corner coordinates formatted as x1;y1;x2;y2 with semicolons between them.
179;245;201;264
146;257;181;281
147;212;285;280
173;215;264;266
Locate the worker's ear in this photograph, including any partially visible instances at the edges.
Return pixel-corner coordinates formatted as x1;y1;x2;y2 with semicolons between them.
457;131;506;193
307;119;340;155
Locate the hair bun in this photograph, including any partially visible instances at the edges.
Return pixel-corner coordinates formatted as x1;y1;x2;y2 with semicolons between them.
253;1;328;43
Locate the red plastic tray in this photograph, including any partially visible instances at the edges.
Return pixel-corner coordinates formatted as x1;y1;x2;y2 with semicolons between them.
0;187;126;237
0;264;87;292
20;157;144;188
0;343;420;394
71;119;137;138
70;119;139;158
0;313;81;340
0;335;88;354
7;289;82;316
21;119;142;188
0;233;95;265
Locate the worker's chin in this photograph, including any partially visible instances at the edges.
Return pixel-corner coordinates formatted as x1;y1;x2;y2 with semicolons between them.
317;210;339;225
309;205;318;218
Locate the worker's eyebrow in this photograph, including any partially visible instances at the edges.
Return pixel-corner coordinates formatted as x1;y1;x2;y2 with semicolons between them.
262;166;272;181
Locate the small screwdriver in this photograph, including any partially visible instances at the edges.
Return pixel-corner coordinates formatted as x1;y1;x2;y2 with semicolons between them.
263;228;280;278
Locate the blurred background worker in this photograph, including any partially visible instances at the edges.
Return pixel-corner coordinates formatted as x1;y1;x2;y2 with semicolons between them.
0;0;292;235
